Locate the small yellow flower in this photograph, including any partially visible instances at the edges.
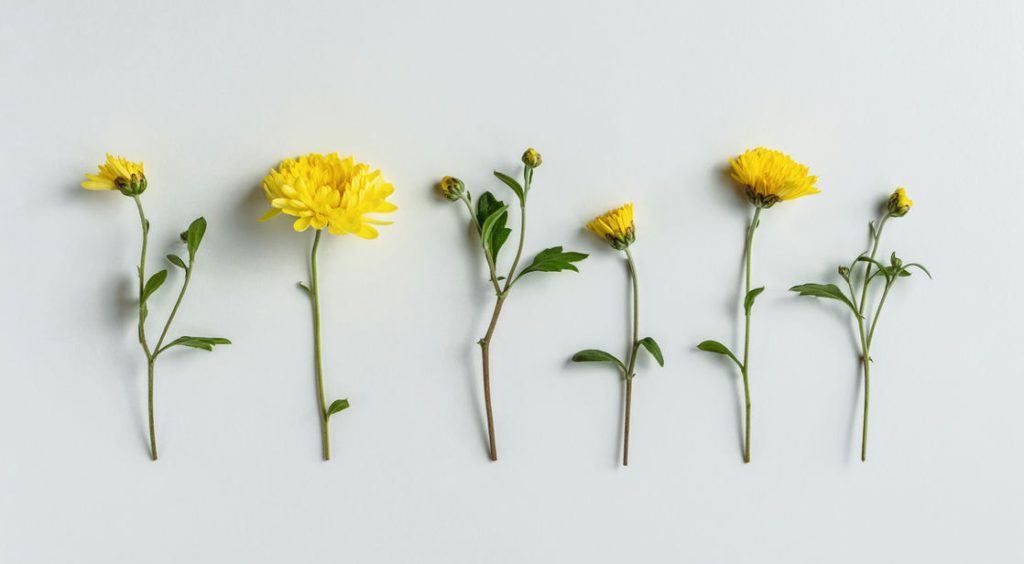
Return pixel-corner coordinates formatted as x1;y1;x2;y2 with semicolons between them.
82;154;147;196
260;153;397;239
888;187;913;217
522;148;542;168
729;147;819;208
439;176;465;201
587;203;635;250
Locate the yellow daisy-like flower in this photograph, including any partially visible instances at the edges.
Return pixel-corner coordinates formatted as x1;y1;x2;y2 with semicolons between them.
888;187;913;217
260;153;397;239
729;147;819;207
586;203;635;250
82;154;147;195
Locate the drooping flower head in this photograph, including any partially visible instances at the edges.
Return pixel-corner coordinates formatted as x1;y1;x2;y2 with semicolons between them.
82;154;147;196
260;153;396;239
587;203;635;250
888;187;913;217
438;176;466;201
729;147;819;208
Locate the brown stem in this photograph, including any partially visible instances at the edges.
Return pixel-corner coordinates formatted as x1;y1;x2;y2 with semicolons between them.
479;294;506;461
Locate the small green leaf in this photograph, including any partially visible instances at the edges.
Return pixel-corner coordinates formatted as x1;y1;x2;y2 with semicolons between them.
493;170;525;201
141;270;168;303
475;192;504;232
480;205;509;262
297;281;311;294
326;399;350;417
165;336;232;352
901;262;932;279
166;254;187;269
789;283;858;315
515;246;588;279
744;286;765;315
571;349;626;373
638;337;664;367
697;340;741;368
186;217;207;258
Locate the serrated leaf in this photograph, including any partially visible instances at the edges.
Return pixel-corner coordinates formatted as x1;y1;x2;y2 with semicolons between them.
638;337;664;367
141;270;167;303
326;399;350;417
166;254;187;269
516;246;588;279
571;349;625;373
697;340;741;368
743;287;765;315
789;283;859;315
186;217;207;258
493;170;525;202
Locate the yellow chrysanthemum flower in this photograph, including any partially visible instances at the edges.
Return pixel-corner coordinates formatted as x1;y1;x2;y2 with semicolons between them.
888;187;913;217
260;153;397;239
587;203;635;250
82;154;147;195
729;147;819;207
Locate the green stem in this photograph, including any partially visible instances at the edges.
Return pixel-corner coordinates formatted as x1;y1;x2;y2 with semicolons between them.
154;266;193;355
132;195;158;461
740;206;761;464
478;295;506;461
622;248;640;466
855;213;890;462
309;229;330;461
502;201;527;293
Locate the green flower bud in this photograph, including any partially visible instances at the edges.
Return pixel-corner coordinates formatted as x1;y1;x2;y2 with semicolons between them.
439;176;466;201
888;187;913;218
522;148;542;168
838;266;850;280
116;172;147;196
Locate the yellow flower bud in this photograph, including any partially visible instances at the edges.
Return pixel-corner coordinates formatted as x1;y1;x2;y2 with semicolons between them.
82;154;147;196
521;148;542;168
439;176;466;201
888;187;913;217
586;203;636;250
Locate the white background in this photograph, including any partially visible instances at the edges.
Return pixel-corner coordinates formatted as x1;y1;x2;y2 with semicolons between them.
2;1;1021;562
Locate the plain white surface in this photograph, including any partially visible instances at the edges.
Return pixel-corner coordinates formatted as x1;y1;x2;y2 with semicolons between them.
2;1;1022;562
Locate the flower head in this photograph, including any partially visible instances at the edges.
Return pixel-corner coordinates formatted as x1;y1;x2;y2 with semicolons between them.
729;147;819;208
888;187;913;217
439;176;466;201
259;153;396;238
586;203;635;250
82;154;147;196
522;147;542;168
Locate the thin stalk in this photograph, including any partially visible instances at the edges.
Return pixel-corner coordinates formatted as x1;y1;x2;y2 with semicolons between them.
154;266;193;355
622;248;640;466
854;213;890;462
309;229;331;460
132;195;158;461
740;206;762;464
478;295;506;461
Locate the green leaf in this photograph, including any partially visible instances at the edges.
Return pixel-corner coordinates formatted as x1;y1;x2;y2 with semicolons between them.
186;217;207;258
297;281;311;294
326;399;350;417
165;336;232;352
743;286;765;315
855;255;887;272
789;283;859;315
166;254;187;269
571;349;626;373
493;170;525;202
480;205;510;262
141;270;168;303
638;337;664;367
475;192;503;231
516;246;588;279
697;340;741;368
901;262;932;279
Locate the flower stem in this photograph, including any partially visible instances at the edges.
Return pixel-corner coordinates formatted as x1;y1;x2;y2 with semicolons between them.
740;206;762;464
131;195;158;461
309;229;330;461
478;295;506;461
622;248;640;466
854;214;890;462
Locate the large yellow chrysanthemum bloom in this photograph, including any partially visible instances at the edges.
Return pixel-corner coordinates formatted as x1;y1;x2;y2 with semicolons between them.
82;154;147;195
729;147;819;207
259;153;397;238
587;203;635;250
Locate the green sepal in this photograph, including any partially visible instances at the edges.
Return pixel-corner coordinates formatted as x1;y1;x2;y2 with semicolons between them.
638;337;664;367
697;340;741;368
743;287;765;315
571;349;626;373
515;246;587;280
493;170;525;202
141;270;168;303
326;399;350;418
789;283;859;316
